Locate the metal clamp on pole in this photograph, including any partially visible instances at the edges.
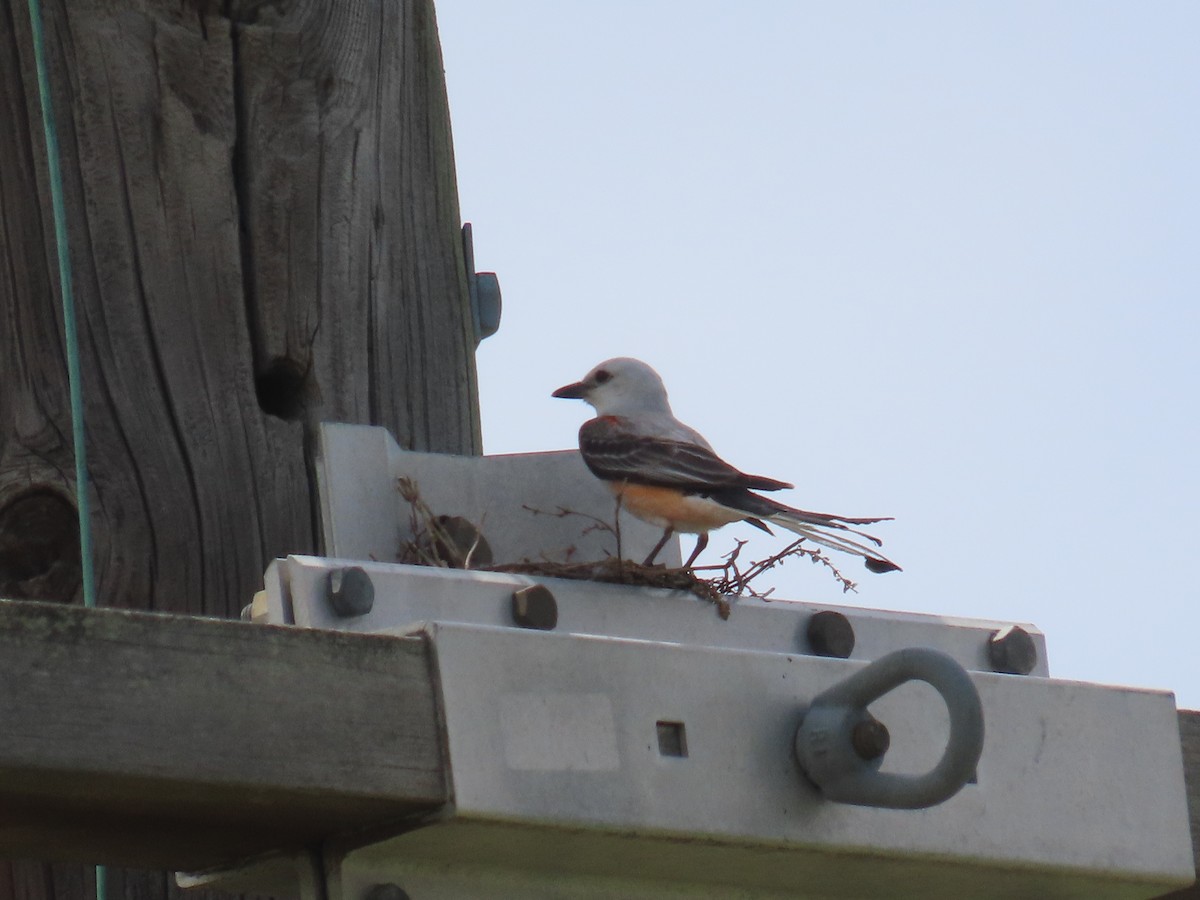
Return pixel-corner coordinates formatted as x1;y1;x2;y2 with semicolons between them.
462;223;501;345
794;647;985;809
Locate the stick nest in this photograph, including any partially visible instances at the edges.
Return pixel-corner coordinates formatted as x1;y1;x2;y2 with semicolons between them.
396;477;859;621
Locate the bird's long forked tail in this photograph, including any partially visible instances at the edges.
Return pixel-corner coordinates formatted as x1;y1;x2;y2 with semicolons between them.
765;507;902;574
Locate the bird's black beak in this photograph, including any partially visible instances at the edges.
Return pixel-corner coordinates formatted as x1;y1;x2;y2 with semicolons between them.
552;380;589;399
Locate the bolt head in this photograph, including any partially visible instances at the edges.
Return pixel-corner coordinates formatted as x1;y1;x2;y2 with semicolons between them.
806;610;855;658
851;716;891;761
512;584;558;630
327;566;375;617
988;624;1037;675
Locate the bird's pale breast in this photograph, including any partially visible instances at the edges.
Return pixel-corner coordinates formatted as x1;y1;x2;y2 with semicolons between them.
609;482;746;534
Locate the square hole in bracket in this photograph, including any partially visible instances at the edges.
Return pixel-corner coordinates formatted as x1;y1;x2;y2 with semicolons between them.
656;720;688;758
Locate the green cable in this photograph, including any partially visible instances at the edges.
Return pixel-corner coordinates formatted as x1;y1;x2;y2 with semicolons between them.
25;0;96;609
25;2;104;898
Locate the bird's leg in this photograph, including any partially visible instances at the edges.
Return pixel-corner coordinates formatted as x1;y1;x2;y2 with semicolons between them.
684;533;709;569
643;527;674;566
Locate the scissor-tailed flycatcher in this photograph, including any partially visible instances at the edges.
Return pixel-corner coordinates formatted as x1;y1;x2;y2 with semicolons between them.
553;357;901;573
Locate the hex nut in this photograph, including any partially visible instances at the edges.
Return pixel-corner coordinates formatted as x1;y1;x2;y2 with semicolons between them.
851;716;891;761
512;584;558;630
988;624;1037;675
327;566;375;617
806;610;855;658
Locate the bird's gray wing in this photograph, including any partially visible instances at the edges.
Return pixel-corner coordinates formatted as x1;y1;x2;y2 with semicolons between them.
579;416;791;493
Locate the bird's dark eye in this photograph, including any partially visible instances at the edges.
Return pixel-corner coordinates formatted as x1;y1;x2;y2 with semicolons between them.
594;369;612;384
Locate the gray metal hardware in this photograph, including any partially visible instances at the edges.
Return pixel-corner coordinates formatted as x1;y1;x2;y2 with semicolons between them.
988;624;1038;675
806;609;855;657
316;423;682;570
327;566;375;617
181;425;1194;899
795;647;984;809
268;555;1048;677
462;223;501;344
511;584;558;630
182;601;1194;899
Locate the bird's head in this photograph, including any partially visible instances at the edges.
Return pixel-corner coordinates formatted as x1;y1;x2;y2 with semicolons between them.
552;357;673;417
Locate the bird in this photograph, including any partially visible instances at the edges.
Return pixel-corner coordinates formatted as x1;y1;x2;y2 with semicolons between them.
552;357;901;573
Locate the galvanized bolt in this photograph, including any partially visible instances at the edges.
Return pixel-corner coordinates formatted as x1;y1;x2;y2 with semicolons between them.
795;648;984;809
511;584;558;630
327;566;375;617
806;610;855;658
851;715;891;761
363;885;410;900
988;624;1037;675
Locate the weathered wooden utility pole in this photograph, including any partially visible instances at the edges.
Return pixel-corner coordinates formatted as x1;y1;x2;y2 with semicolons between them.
0;1;477;899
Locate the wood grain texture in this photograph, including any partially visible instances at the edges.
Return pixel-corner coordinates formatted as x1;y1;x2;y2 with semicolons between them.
1;0;478;611
234;0;478;448
0;599;446;871
1;0;474;896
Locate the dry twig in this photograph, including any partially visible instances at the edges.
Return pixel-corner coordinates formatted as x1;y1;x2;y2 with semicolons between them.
397;476;492;569
697;537;858;598
396;479;856;621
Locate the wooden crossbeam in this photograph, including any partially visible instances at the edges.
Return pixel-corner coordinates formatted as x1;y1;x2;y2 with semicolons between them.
0;600;446;871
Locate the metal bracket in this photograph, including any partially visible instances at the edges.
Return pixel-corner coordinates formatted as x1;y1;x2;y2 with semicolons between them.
462;222;501;344
795;647;985;809
178;612;1193;899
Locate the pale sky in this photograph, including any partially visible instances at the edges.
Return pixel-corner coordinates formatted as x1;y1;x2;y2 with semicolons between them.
435;2;1199;709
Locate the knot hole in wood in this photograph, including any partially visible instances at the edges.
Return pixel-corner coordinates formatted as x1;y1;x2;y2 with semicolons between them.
0;489;81;602
255;356;311;421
